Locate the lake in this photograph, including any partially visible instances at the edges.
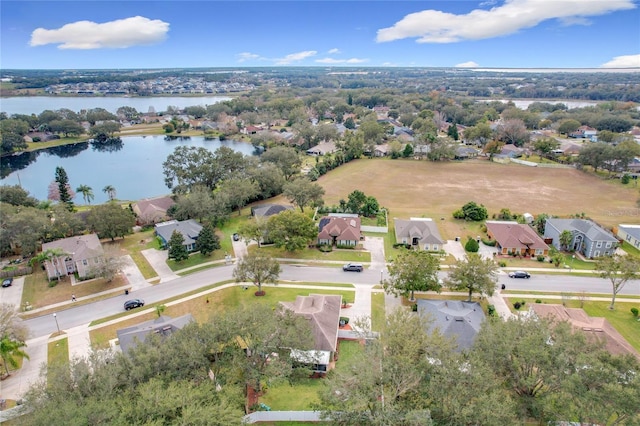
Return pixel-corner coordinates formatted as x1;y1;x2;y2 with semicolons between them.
0;95;231;115
0;136;258;204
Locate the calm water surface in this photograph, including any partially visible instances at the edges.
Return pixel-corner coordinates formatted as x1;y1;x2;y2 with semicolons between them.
0;136;257;204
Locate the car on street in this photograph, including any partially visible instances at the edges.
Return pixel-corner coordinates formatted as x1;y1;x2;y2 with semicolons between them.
509;270;531;279
124;298;145;310
342;263;364;272
2;277;13;287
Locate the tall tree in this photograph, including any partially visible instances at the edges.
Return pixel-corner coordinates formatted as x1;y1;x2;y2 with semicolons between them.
102;185;116;201
383;249;441;301
86;203;135;241
283;178;325;213
75;184;94;205
0;336;29;376
55;166;74;211
446;253;498;301
0;303;29;342
595;254;640;309
167;230;189;262
217;177;259;216
260;146;302;180
232;251;280;295
194;223;220;256
559;230;573;251
266;210;317;252
88;246;127;282
171;185;216;222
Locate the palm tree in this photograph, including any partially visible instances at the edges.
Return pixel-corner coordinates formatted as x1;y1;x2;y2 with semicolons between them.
30;248;69;281
76;184;94;205
102;185;116;201
0;336;30;377
559;230;573;252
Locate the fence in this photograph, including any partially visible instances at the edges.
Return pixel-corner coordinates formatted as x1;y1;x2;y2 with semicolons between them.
0;266;33;279
243;410;322;423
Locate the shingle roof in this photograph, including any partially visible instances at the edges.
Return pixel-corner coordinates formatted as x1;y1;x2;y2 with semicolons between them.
117;314;194;353
486;221;548;250
417;300;485;351
251;204;294;218
155;219;202;245
547;219;617;242
318;216;361;242
280;294;342;352
42;234;103;260
394;218;444;245
133;196;175;218
617;224;640;241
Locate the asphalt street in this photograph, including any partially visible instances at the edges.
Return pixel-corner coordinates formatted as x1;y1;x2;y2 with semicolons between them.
23;264;640;339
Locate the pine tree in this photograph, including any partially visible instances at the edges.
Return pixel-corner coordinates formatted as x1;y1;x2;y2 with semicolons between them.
195;223;220;256
168;230;189;261
55;166;74;211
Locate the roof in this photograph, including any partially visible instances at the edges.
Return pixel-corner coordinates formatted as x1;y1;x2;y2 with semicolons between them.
251;204;294;218
530;304;640;360
417;300;485;351
318;216;361;242
155;219;203;244
618;224;640;241
486;221;549;250
116;314;194;353
41;234;103;260
133;195;175;218
306;141;336;155
394;218;444;245
280;294;342;352
546;218;618;243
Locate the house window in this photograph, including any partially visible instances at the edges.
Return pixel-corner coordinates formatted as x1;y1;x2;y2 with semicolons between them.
535;249;543;255
635;241;639;248
594;250;600;257
596;241;602;248
82;259;88;266
606;242;611;248
627;235;632;241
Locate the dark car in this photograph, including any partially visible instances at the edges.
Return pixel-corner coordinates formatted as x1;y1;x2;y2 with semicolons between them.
508;271;531;279
232;233;240;241
124;298;145;310
2;277;13;288
342;263;364;272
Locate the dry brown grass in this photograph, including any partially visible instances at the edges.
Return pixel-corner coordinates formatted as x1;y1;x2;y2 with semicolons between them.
308;158;639;240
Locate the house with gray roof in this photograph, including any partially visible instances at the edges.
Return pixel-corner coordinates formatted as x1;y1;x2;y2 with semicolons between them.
617;224;640;250
251;204;294;219
394;218;445;252
155;219;202;252
544;218;618;258
417;300;485;351
117;314;194;353
41;234;104;280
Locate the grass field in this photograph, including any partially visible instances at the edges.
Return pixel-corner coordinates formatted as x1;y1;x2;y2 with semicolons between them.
48;338;69;367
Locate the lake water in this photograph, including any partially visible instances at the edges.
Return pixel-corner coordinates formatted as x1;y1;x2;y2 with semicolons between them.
0;136;258;204
0;95;231;115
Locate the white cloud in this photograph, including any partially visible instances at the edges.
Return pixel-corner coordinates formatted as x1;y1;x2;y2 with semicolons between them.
274;50;317;65
376;0;635;43
327;48;341;54
30;16;169;49
455;61;479;68
315;57;368;64
600;54;640;68
236;52;263;63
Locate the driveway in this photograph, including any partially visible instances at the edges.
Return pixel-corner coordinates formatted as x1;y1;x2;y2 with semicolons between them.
362;236;386;270
478;242;500;260
1;276;25;309
140;249;180;283
231;236;248;260
442;240;465;261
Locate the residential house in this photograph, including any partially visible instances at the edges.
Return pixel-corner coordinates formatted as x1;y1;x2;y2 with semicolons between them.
132;195;175;226
617;224;640;250
544;218;618;258
280;294;342;373
306;141;336;156
155;219;202;252
251;204;294;220
529;304;640;361
485;221;549;257
318;215;361;247
394;218;445;251
498;144;524;158
569;125;597;140
416;300;485;351
241;125;262;135
373;144;390;157
454;146;479;160
41;234;104;280
117;314;194;353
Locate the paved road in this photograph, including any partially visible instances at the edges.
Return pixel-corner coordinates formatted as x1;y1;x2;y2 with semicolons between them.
22;265;640;339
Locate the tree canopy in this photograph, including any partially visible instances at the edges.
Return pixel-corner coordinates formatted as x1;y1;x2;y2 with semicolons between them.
383;249;441;301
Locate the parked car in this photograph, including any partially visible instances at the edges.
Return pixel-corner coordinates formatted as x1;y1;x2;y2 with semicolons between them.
124;298;145;310
2;277;13;288
508;271;531;279
342;263;364;272
232;233;240;241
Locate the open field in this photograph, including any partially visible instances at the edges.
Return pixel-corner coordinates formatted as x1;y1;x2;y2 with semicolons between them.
310;158;639;240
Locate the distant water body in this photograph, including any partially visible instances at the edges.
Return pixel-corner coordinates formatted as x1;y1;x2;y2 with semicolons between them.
0;135;257;204
0;95;231;115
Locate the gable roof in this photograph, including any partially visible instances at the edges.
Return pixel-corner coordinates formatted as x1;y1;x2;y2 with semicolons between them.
546;218;618;243
251;204;294;218
417;300;485;351
318;216;361;242
154;219;203;245
133;195;175;219
280;294;342;352
530;304;640;361
117;314;194;353
42;234;103;260
394;218;444;245
618;224;640;240
486;221;548;250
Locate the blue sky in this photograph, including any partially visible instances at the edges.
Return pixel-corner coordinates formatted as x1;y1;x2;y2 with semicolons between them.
2;0;639;70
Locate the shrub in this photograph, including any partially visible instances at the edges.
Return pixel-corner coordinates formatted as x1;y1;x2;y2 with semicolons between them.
535;299;542;304
393;243;411;250
465;237;479;253
621;174;631;184
487;305;496;316
411;303;418;312
537;255;545;262
318;244;333;253
336;244;355;250
32;136;41;142
339;316;350;325
499;261;507;267
481;239;496;247
520;300;526;306
48;280;58;288
513;302;522;310
632;307;639;317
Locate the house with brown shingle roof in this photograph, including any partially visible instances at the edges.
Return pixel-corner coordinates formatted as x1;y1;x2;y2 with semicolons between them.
280;293;342;373
485;221;549;257
132;195;175;226
317;215;361;247
530;304;640;361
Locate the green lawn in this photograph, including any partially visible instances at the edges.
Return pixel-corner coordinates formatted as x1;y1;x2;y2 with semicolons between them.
250;245;371;263
259;379;324;410
371;292;386;332
333;340;364;373
107;230;159;279
47;337;69;367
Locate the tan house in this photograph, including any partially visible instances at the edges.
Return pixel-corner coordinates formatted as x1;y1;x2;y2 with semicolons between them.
530;304;640;361
617;224;640;250
317;215;361;247
280;294;342;373
394;218;445;251
132;195;175;225
486;221;549;257
41;234;104;280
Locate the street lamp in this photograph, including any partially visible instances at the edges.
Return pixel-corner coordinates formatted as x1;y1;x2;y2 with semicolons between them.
53;312;60;334
380;269;384;284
